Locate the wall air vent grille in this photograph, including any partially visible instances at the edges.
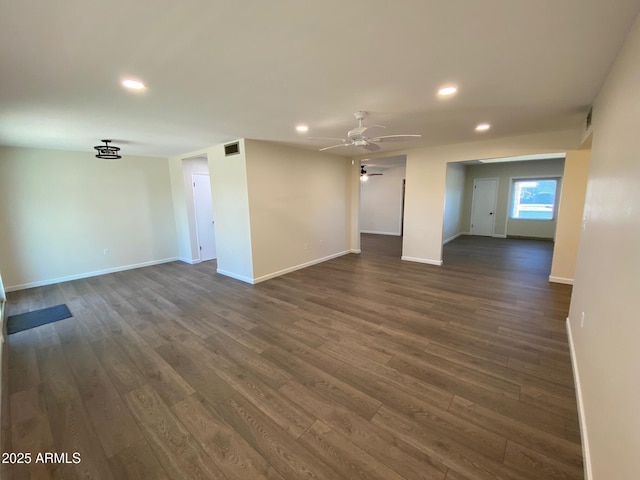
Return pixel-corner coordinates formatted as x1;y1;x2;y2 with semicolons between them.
225;142;240;156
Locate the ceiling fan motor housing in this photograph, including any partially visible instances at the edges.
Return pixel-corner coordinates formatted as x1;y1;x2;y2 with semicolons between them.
348;127;368;139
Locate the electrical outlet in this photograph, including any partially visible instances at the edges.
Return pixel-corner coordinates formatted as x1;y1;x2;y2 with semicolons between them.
580;311;585;328
304;243;308;250
103;248;109;256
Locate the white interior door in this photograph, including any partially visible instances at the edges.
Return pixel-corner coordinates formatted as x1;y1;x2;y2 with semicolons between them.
470;178;498;236
193;173;216;261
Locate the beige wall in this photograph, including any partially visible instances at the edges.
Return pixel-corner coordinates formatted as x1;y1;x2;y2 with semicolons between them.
402;150;448;264
443;163;466;243
170;139;353;284
244;140;351;281
461;158;565;239
568;13;640;479
207;140;254;282
347;160;361;253
0;146;178;290
549;149;590;284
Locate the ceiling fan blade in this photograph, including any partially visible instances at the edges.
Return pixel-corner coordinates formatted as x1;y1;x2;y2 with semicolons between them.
368;173;383;176
362;143;381;152
319;143;352;152
371;134;422;142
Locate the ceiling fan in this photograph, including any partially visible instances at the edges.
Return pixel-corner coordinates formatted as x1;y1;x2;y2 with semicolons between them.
360;166;382;178
310;111;421;152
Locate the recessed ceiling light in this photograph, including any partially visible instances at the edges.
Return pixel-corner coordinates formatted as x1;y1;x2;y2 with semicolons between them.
475;123;491;132
438;85;458;96
122;79;145;90
296;125;309;133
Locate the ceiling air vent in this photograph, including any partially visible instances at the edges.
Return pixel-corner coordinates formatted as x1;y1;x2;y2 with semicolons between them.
224;142;240;156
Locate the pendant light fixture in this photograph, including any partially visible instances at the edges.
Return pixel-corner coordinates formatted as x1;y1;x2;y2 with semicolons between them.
94;139;121;159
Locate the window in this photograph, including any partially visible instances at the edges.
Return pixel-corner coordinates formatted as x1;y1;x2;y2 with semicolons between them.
510;178;558;220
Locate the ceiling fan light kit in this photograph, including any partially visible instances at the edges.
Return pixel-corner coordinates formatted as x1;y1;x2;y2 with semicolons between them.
311;111;421;152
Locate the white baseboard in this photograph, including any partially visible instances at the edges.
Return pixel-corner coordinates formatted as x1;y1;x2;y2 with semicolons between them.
443;233;462;245
549;276;574;285
179;257;201;265
401;256;443;266
349;249;361;254
360;230;401;236
492;234;507;238
566;318;592;480
216;269;255;284
5;257;179;292
252;250;351;284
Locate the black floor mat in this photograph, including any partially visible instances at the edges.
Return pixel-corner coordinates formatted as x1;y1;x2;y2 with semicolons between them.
7;304;72;334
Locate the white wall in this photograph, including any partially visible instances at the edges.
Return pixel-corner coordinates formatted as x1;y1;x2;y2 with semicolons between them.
244;140;351;282
443;163;466;243
360;165;406;235
568;14;640;479
461;158;565;239
0;146;178;290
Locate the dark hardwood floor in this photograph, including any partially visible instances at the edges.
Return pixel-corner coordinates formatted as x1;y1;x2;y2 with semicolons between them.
2;234;582;479
360;232;403;257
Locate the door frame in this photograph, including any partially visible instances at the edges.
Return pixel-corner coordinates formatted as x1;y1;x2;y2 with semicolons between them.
192;172;216;261
470;177;499;236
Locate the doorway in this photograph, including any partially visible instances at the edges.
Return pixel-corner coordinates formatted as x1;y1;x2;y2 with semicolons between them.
359;155;407;258
470;178;498;236
192;173;216;261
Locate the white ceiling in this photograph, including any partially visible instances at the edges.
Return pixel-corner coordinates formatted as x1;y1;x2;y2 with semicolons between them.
1;1;639;158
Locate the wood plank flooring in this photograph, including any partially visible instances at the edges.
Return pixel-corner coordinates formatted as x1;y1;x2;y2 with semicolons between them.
1;234;582;479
